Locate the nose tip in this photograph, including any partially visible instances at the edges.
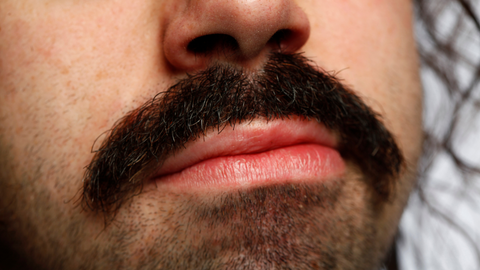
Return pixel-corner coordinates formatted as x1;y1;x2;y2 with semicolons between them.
163;0;311;71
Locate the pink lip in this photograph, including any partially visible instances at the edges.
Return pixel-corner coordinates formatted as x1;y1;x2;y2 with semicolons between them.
152;117;345;191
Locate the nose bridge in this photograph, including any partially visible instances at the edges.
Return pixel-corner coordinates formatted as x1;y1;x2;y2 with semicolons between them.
163;0;311;71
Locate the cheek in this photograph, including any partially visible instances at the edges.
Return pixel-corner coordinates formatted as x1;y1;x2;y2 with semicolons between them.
301;0;423;164
0;2;161;195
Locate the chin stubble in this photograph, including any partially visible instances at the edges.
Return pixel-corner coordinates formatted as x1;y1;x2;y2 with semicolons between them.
99;173;382;270
76;52;403;270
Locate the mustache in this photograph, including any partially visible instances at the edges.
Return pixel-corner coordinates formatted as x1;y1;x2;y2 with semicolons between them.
82;53;404;214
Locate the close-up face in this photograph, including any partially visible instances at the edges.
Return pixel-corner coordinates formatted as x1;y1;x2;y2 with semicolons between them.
0;0;423;269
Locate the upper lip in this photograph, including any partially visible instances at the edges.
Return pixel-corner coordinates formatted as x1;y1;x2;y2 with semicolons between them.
151;116;339;178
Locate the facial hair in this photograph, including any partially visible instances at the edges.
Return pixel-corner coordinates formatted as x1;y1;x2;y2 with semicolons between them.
0;53;409;270
82;53;403;216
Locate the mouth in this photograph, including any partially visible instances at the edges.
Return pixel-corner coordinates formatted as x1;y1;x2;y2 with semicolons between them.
151;117;345;191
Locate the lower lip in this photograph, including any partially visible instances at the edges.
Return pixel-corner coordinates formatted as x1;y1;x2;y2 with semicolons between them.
155;144;345;191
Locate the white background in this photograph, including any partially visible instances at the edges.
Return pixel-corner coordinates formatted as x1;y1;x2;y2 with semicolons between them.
398;2;480;269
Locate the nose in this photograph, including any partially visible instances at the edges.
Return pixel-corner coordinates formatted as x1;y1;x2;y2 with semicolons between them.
163;0;311;71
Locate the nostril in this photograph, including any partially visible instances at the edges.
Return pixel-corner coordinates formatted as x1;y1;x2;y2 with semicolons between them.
186;30;294;59
268;29;293;51
163;0;310;71
187;34;239;55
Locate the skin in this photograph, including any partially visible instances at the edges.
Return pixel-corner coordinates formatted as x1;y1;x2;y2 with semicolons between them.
0;0;423;269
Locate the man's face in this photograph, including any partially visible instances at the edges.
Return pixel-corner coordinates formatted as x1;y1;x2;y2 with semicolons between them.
0;0;423;269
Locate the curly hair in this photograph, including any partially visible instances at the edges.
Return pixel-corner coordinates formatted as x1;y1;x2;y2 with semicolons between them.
396;1;480;269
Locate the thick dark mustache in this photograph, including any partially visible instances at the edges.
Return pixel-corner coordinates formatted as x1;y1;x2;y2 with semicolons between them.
82;53;404;214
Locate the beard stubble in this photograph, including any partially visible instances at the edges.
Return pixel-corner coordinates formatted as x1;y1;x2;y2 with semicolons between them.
80;53;402;269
